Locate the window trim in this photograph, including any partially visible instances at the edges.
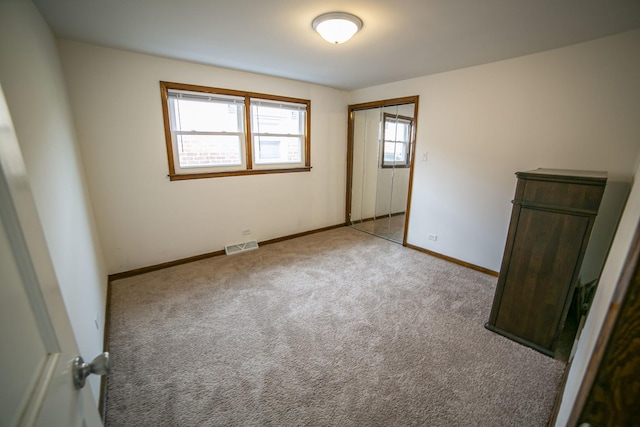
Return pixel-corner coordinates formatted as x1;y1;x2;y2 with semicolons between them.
381;113;413;169
160;81;311;180
250;98;307;170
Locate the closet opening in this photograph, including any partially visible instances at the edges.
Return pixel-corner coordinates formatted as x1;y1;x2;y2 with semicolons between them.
346;96;419;245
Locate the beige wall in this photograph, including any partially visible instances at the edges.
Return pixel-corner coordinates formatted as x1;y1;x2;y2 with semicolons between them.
58;41;348;274
0;0;107;400
349;29;640;279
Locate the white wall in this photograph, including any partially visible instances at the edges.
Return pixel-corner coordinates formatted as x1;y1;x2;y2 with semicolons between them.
58;41;348;274
555;158;640;425
0;0;107;400
349;29;640;278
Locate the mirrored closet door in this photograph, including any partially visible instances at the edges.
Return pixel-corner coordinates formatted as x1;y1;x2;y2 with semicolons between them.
347;97;418;245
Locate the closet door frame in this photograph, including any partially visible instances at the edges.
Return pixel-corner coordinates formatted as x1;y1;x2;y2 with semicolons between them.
345;96;419;246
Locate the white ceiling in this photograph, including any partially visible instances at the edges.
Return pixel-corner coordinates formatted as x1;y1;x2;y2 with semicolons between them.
33;0;640;90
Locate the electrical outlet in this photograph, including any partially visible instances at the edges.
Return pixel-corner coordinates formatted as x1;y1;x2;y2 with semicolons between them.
428;233;438;241
422;152;428;161
242;229;251;236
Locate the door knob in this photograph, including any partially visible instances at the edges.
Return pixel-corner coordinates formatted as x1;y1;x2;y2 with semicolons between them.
72;352;110;389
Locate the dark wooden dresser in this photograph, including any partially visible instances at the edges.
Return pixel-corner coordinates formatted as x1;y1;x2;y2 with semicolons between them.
485;168;607;357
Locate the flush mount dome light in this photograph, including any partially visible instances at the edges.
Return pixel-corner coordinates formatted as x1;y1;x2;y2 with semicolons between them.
312;12;363;44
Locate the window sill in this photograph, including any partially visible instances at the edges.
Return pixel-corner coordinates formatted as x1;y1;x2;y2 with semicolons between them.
168;167;312;181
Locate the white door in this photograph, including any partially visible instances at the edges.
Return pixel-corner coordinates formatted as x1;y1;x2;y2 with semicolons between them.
0;84;102;426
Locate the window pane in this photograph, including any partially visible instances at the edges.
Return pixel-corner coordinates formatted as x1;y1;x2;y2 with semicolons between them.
176;134;242;167
251;104;304;135
172;98;243;133
254;136;302;164
397;122;410;141
385;121;397;139
383;142;406;162
385;120;410;142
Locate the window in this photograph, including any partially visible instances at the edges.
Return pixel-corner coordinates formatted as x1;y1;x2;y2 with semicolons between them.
381;113;413;168
251;99;306;167
160;82;310;180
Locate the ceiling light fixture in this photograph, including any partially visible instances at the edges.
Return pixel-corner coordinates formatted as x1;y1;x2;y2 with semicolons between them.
312;12;363;45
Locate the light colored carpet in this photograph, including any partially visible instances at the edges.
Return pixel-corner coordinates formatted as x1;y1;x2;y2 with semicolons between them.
106;227;565;426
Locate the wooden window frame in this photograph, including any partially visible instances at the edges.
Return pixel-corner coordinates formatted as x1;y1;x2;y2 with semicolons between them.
160;81;311;181
381;113;413;169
